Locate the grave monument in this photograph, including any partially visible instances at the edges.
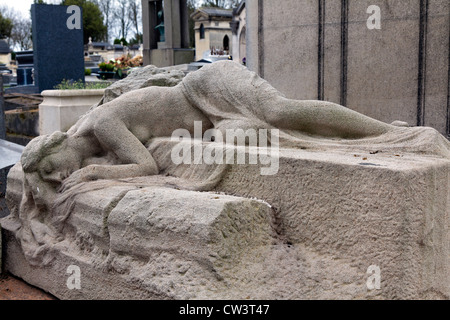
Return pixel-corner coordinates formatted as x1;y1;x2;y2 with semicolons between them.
31;4;85;92
0;61;449;299
141;0;194;67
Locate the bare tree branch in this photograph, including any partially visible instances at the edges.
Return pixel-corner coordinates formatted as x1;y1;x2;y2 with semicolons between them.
114;0;131;40
128;0;141;39
0;5;32;51
95;0;114;43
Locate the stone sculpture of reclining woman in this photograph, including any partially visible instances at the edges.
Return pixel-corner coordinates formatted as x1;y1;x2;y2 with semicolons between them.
9;60;450;265
24;61;442;190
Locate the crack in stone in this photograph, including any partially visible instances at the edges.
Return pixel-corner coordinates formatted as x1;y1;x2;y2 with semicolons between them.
101;188;137;249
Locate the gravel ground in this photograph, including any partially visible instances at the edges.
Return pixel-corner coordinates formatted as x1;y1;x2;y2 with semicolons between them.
0;273;57;300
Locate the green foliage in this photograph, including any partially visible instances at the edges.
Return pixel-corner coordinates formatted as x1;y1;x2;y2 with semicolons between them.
98;62;114;72
0;12;13;39
84;68;91;75
105;63;114;71
113;37;128;45
54;79;111;90
128;33;142;45
61;0;107;44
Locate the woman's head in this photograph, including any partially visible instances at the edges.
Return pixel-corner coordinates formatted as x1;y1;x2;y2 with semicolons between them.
21;132;69;173
21;131;83;184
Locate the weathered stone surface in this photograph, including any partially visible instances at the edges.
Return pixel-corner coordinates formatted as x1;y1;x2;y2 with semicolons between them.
2;175;277;299
1;142;449;299
1;61;449;300
152;139;450;299
4;108;39;139
246;0;450;136
97;65;185;106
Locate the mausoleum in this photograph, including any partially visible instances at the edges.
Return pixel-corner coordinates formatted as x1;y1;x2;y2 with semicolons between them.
191;7;233;61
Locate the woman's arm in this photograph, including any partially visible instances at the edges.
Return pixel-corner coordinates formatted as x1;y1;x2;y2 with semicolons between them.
60;118;159;191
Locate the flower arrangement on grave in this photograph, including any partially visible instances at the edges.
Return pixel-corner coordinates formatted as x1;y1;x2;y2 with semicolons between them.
98;55;143;79
97;62;116;80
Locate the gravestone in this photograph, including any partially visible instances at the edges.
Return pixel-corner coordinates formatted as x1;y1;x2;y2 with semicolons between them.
15;51;34;86
5;50;39;94
31;4;85;92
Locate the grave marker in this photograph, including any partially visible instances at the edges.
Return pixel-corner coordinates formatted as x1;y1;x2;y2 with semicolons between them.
31;4;85;92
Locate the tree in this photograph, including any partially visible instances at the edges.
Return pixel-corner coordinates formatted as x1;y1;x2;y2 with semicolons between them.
201;0;240;9
11;17;32;50
0;5;26;49
114;0;131;41
113;37;127;46
128;0;141;43
0;12;13;39
128;33;142;46
94;0;113;43
61;0;107;44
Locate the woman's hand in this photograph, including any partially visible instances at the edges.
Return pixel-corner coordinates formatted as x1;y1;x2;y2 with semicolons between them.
58;166;98;193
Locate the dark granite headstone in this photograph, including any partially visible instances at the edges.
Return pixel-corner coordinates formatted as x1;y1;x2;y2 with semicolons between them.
15;50;34;86
31;4;84;92
17;68;33;86
15;50;34;68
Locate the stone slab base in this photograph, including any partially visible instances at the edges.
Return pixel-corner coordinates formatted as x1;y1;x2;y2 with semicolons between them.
1;142;449;299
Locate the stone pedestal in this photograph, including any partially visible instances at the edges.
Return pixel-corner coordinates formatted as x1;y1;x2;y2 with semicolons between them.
39;89;105;135
1;140;448;299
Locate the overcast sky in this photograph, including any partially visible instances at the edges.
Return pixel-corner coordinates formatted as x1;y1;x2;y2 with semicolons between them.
0;0;60;19
1;0;33;18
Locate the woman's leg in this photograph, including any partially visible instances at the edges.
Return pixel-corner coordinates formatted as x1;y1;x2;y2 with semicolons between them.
263;97;393;139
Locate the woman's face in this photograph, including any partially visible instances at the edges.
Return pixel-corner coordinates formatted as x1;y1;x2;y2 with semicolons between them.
38;146;81;184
